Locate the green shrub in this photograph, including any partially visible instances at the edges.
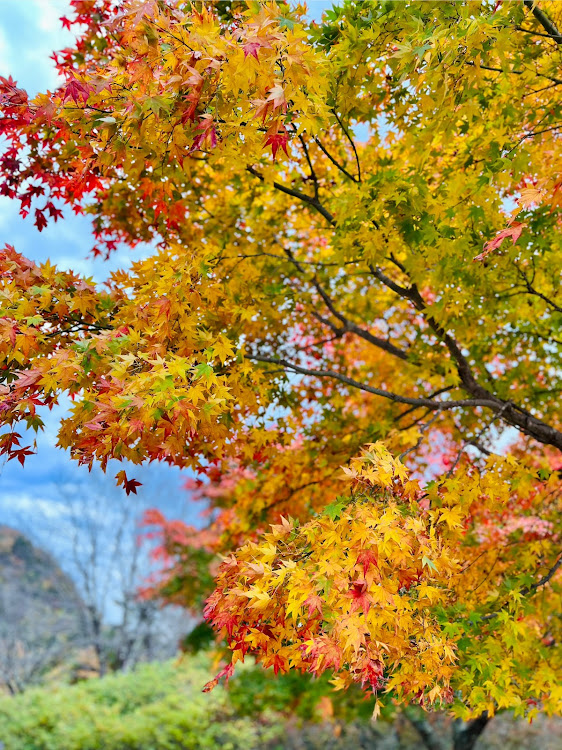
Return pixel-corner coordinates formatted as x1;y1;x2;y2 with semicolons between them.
0;657;281;750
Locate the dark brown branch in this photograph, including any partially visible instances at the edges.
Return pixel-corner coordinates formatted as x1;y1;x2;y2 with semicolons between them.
521;552;562;596
246;166;335;226
278;247;409;362
248;354;498;410
465;60;562;86
296;130;319;200
518;271;562;313
310;274;409;361
331;109;362;182
368;264;562;451
447;405;510;476
399;411;442;459
396;387;453;421
523;0;562;45
44;322;112;338
516;24;562;40
313;136;358;183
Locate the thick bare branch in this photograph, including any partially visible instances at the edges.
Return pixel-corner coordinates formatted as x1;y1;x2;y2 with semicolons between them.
248;353;498;410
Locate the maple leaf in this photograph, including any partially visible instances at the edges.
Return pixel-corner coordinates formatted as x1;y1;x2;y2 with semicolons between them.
308;636;343;673
46;202;64;221
360;658;385;691
264;653;287;675
0;432;20;454
62;77;93;105
124;0;158;27
266;84;286;112
203;661;235;691
347;580;371;616
34;208;47;232
202;677;219;693
191;115;217;152
264;122;288;158
356;549;378;577
323;496;348;520
517;187;543;211
210;609;238;637
115;470;142;495
8;445;35;466
371;700;382;722
304;593;323;618
243;42;262;60
474;222;526;262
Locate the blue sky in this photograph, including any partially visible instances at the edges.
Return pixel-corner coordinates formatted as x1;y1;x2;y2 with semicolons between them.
0;1;335;574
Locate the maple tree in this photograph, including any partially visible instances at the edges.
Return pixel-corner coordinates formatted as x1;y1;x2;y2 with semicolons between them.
1;0;561;744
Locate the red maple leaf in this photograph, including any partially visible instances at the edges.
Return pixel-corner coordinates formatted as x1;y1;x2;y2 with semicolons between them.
34;208;48;232
115;470;142;495
203;661;235;692
46;202;64;221
263;124;289;159
308;636;343;673
263;653;287;675
360;658;385;690
0;432;20;455
8;445;35;466
356;549;378;577
474;222;526;262
243;42;262;59
62;77;93;105
210;609;238;637
347;579;371;616
191;115;217;152
304;593;324;618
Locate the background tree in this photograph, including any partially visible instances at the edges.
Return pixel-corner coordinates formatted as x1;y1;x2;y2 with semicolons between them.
63;478;188;675
0;0;561;744
11;473;190;679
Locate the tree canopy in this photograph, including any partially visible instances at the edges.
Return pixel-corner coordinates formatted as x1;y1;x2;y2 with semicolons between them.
0;0;561;725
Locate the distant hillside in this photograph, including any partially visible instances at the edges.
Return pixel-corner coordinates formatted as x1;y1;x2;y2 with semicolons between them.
0;526;85;693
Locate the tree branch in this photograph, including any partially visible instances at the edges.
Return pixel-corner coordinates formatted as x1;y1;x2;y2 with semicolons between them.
248;156;562;451
523;0;562;45
481;552;562;622
246;166;335;226
310;274;409;360
368;264;562;451
248;353;498;410
313;135;358;183
296;130;319;200
453;713;490;750
465;60;562;86
331;109;362;182
403;708;447;750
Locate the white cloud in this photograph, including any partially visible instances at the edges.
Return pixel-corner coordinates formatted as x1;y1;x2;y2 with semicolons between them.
32;0;74;34
6;491;70;520
2;0;76;93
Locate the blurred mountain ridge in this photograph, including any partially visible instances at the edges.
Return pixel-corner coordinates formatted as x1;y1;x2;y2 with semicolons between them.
0;525;85;693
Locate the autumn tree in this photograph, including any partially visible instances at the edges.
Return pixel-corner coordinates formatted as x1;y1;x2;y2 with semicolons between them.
0;0;561;745
58;475;188;676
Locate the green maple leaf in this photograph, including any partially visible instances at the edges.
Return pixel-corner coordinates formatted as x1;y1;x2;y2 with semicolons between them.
323;496;348;520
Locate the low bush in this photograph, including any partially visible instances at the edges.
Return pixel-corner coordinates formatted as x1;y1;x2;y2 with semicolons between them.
0;657;282;750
